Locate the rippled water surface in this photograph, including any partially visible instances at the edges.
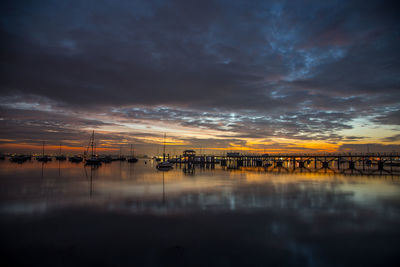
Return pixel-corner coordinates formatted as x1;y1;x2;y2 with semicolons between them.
1;159;400;266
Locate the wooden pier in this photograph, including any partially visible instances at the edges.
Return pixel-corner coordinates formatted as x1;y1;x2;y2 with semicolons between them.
169;153;400;175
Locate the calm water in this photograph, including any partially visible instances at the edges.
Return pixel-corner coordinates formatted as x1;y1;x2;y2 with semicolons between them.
1;159;400;266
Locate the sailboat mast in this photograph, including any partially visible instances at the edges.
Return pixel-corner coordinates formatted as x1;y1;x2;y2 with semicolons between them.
163;133;166;162
42;141;45;157
91;130;94;157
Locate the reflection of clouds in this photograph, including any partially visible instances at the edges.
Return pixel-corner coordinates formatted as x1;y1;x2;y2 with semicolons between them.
111;180;358;215
2;161;400;219
2;162;400;266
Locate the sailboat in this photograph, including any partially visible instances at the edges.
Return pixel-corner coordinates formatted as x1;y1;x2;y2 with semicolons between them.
10;154;29;163
85;131;102;166
69;155;83;163
156;133;173;170
118;145;126;161
128;144;138;163
55;143;66;160
37;141;52;162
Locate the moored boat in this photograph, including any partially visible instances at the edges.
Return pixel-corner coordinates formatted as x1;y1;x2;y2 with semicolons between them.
156;161;173;170
156;133;173;171
69;155;83;163
36;141;52;162
56;144;66;161
37;156;52;162
85;157;102;166
99;155;112;163
128;144;138;163
10;155;30;163
85;131;101;166
55;155;66;160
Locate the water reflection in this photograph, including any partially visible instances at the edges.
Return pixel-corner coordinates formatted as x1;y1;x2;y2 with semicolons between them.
162;171;166;204
1;160;400;266
1;160;399;213
84;166;96;198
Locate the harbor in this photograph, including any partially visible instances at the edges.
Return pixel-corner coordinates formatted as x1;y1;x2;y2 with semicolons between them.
3;150;400;175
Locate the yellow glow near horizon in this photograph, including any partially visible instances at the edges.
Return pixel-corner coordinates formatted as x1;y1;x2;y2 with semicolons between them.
2;110;399;154
338;118;400;143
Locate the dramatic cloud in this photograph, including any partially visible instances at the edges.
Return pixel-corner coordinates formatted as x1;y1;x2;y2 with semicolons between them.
0;0;399;153
338;143;400;153
382;134;400;143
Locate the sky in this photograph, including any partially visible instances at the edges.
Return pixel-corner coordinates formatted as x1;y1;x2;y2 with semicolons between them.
0;0;400;155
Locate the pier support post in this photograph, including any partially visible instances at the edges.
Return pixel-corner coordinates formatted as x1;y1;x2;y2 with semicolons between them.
299;161;305;168
349;156;354;170
378;161;384;171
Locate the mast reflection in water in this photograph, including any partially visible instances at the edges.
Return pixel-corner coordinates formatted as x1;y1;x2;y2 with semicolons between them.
1;160;400;266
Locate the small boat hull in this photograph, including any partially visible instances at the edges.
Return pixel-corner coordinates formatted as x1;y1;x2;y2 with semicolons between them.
56;155;66;161
128;158;138;163
85;158;102;166
156;162;173;170
37;156;52;162
69;156;83;163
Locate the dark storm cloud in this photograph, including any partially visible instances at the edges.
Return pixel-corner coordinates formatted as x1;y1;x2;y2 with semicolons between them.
373;110;400;125
0;107;115;145
0;0;276;109
0;0;399;145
